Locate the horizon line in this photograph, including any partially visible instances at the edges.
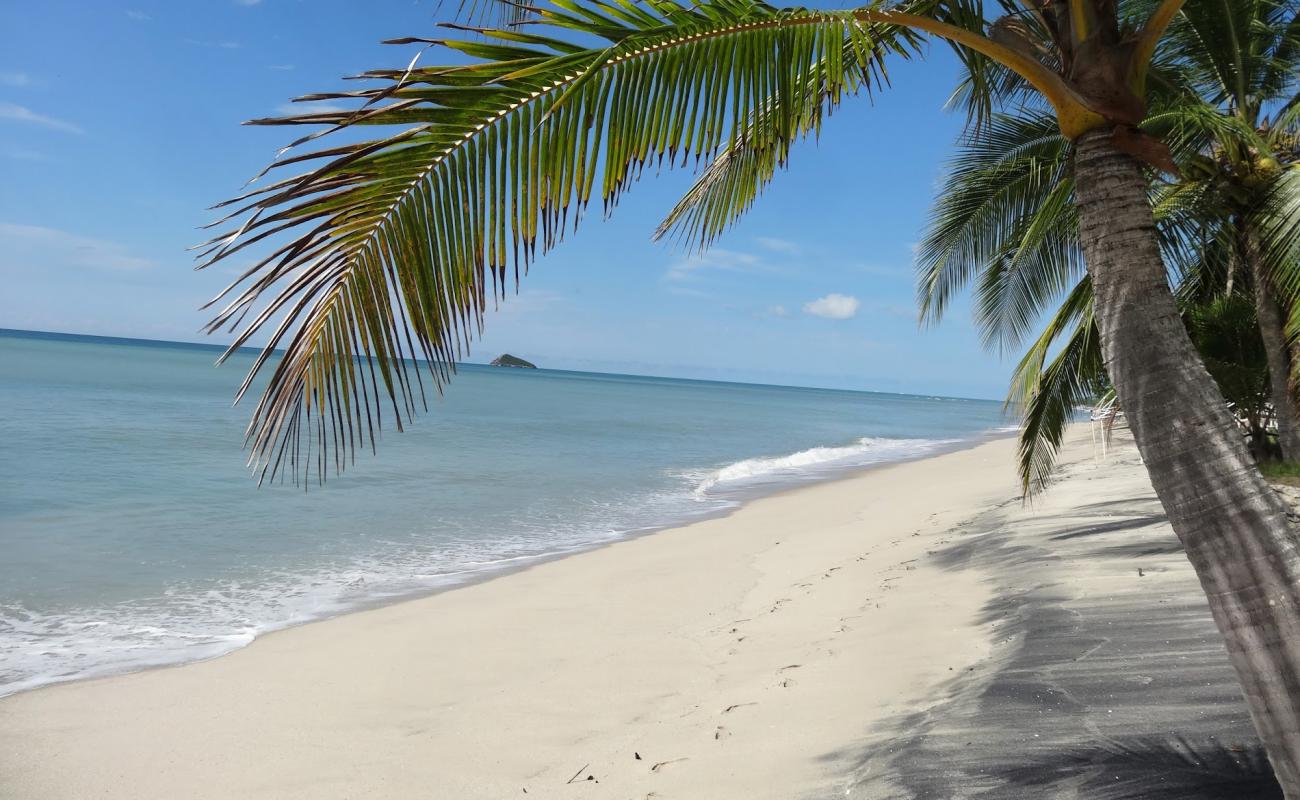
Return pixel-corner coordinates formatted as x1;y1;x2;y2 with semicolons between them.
0;326;1000;404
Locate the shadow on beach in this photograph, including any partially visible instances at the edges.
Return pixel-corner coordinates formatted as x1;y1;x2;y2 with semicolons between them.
831;431;1282;799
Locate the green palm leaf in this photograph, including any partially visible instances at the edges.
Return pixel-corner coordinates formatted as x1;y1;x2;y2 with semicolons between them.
200;0;912;483
652;26;919;249
915;110;1081;352
1006;277;1104;494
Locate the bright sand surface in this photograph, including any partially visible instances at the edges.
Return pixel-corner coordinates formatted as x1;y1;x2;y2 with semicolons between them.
2;428;1246;799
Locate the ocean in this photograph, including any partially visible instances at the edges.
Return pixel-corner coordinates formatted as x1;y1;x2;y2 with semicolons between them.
0;329;1010;696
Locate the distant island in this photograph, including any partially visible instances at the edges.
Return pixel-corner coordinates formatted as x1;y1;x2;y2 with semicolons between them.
489;353;537;369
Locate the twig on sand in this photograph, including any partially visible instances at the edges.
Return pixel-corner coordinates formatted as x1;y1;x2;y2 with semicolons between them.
650;757;690;772
565;764;589;784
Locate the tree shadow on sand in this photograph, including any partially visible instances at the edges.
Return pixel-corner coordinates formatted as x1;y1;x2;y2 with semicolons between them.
997;736;1281;799
835;465;1278;800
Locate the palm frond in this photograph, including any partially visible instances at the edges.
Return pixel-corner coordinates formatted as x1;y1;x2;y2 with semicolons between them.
915;109;1081;351
1007;278;1104;494
200;0;911;484
942;1;1052;127
653;16;921;249
450;0;537;28
1253;165;1300;303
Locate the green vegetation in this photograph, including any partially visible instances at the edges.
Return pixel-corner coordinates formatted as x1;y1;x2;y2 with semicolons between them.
918;0;1300;490
1261;460;1300;486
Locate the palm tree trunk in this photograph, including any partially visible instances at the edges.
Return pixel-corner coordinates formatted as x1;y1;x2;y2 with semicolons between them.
1073;128;1300;797
1245;229;1300;461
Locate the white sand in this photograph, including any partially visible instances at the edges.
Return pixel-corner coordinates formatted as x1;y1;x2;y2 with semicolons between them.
1;435;1035;799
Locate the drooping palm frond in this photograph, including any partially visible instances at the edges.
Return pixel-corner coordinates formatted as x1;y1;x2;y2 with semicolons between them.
652;19;920;249
1007;277;1104;494
1149;173;1233;295
652;0;1039;252
450;0;537;28
941;0;1051;128
1253;167;1300;293
200;0;917;484
915;109;1081;352
1255;166;1300;349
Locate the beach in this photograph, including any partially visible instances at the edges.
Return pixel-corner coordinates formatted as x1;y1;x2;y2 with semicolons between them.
0;426;1271;799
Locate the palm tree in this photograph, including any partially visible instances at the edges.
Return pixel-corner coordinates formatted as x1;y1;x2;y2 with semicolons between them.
1165;0;1300;457
198;0;1300;792
919;92;1300;488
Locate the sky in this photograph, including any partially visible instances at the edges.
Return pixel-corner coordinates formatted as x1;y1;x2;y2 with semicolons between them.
0;0;1019;399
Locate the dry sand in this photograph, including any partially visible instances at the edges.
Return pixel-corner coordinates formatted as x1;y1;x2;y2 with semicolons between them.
0;427;1272;799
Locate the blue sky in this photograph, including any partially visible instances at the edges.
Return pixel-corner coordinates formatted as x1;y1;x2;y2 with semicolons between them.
0;0;1017;399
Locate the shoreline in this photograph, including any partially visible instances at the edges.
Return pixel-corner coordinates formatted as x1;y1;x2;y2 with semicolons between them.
5;425;1259;798
0;426;1015;701
2;432;1023;798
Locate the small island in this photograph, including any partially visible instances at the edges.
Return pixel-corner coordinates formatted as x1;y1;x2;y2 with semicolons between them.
489;353;537;369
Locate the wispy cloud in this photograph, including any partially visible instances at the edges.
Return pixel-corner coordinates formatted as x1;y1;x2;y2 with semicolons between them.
234;0;263;5
667;285;712;298
3;147;46;161
0;223;155;272
767;304;791;318
665;248;762;281
756;236;801;256
803;293;860;320
125;9;150;21
268;64;295;71
0;102;84;135
184;38;242;49
0;71;32;88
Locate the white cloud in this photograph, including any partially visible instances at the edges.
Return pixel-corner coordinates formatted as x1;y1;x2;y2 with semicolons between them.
269;64;295;71
125;9;150;20
0;102;84;134
768;304;790;318
234;0;263;5
665;248;761;281
803;293;860;320
756;236;801;255
184;38;242;49
3;147;46;161
0;223;155;272
667;285;712;298
0;71;31;88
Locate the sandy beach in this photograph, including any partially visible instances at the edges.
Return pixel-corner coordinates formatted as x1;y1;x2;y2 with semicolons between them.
0;427;1273;799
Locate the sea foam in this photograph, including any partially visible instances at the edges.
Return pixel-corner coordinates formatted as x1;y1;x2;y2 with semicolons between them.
692;436;958;497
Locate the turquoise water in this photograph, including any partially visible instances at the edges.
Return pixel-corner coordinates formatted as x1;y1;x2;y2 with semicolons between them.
0;329;1009;695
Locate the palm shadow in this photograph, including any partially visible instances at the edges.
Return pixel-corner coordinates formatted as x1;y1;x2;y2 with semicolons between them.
997;736;1281;799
